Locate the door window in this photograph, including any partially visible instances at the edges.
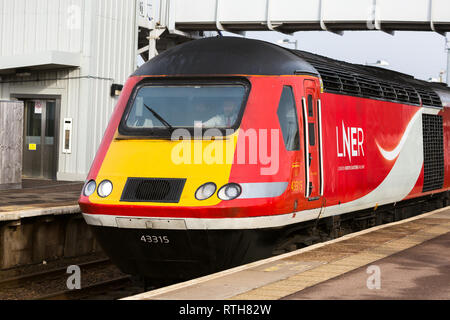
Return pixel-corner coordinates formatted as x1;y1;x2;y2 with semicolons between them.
308;123;316;146
25;101;42;145
45;101;55;145
277;86;300;151
307;94;314;117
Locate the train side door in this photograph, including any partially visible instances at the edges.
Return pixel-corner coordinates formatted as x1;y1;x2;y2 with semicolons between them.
276;84;303;199
301;79;323;200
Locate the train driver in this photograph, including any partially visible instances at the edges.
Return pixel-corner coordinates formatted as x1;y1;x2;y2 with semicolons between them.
204;99;238;127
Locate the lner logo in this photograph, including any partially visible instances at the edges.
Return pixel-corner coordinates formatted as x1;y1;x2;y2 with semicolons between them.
336;121;365;163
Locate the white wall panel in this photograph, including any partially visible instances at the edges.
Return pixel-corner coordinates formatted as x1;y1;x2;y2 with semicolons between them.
13;0;26;55
175;0;216;23
171;0;450;31
48;0;61;50
0;0;84;56
271;0;321;23
377;0;431;23
432;0;450;23
24;0;37;53
220;0;267;23
35;0;50;52
323;0;373;22
0;1;11;55
175;0;321;25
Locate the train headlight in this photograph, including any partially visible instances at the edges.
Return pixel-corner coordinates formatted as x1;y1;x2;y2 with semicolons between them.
218;183;242;201
97;180;113;198
195;182;217;201
83;180;96;197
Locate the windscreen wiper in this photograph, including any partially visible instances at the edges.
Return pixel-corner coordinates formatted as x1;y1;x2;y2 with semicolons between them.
143;103;173;130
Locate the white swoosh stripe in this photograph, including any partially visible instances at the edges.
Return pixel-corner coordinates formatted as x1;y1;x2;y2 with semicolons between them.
376;109;422;161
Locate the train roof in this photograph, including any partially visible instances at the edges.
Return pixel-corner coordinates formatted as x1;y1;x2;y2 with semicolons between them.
133;36;317;77
134;36;449;108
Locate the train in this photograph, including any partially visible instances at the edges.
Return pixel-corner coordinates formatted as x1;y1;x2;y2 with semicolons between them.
79;36;450;282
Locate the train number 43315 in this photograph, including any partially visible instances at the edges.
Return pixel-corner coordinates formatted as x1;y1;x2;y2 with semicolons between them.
140;235;170;244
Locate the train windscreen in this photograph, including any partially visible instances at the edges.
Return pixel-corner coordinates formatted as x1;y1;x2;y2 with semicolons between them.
121;82;248;137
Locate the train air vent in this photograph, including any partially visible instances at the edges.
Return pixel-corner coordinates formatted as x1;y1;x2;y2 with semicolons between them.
422;114;444;193
337;73;360;94
120;178;186;203
355;77;382;98
404;87;420;105
429;92;442;107
315;67;342;92
379;82;397;100
292;50;443;108
392;86;409;103
416;89;442;108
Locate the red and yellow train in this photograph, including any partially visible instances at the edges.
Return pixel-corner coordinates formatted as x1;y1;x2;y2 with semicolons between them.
79;37;450;281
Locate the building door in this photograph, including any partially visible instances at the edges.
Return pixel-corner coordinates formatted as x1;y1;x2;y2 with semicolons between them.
302;79;322;200
22;100;59;179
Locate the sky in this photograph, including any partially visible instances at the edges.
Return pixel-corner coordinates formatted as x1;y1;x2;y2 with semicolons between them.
231;30;449;83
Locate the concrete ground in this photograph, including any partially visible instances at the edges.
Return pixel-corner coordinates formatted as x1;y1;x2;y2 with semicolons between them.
0;179;83;215
125;207;450;300
0;179;98;270
283;232;450;300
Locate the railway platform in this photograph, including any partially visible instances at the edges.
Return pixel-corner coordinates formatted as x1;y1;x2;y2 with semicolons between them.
124;206;450;300
0;179;83;220
0;179;101;271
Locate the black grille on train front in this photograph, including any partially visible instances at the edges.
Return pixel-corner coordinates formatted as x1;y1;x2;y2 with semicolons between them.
422;114;444;193
120;178;186;203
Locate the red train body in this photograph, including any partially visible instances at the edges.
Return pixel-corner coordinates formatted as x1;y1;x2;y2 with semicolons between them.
79;37;450;281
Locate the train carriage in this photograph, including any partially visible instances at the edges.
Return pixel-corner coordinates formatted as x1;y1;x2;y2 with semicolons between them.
79;37;450;281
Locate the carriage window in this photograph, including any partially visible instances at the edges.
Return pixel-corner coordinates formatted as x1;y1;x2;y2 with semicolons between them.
277;86;300;151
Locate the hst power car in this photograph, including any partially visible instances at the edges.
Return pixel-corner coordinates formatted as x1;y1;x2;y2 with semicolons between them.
79;37;450;281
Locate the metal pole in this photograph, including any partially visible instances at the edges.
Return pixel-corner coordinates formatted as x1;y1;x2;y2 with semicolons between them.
447;35;450;85
147;29;165;60
148;30;158;60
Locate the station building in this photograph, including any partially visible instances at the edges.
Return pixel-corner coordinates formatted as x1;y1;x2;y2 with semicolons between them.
0;0;139;181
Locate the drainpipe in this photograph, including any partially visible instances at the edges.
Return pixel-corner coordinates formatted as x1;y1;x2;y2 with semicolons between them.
446;35;450;85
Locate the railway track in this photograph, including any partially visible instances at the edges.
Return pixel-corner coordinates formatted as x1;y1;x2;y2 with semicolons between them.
0;258;111;290
0;258;147;300
35;275;138;300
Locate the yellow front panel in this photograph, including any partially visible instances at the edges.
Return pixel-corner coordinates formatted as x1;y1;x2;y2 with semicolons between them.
88;131;239;206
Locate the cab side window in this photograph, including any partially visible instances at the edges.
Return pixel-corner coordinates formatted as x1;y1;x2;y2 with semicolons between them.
277;86;300;151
